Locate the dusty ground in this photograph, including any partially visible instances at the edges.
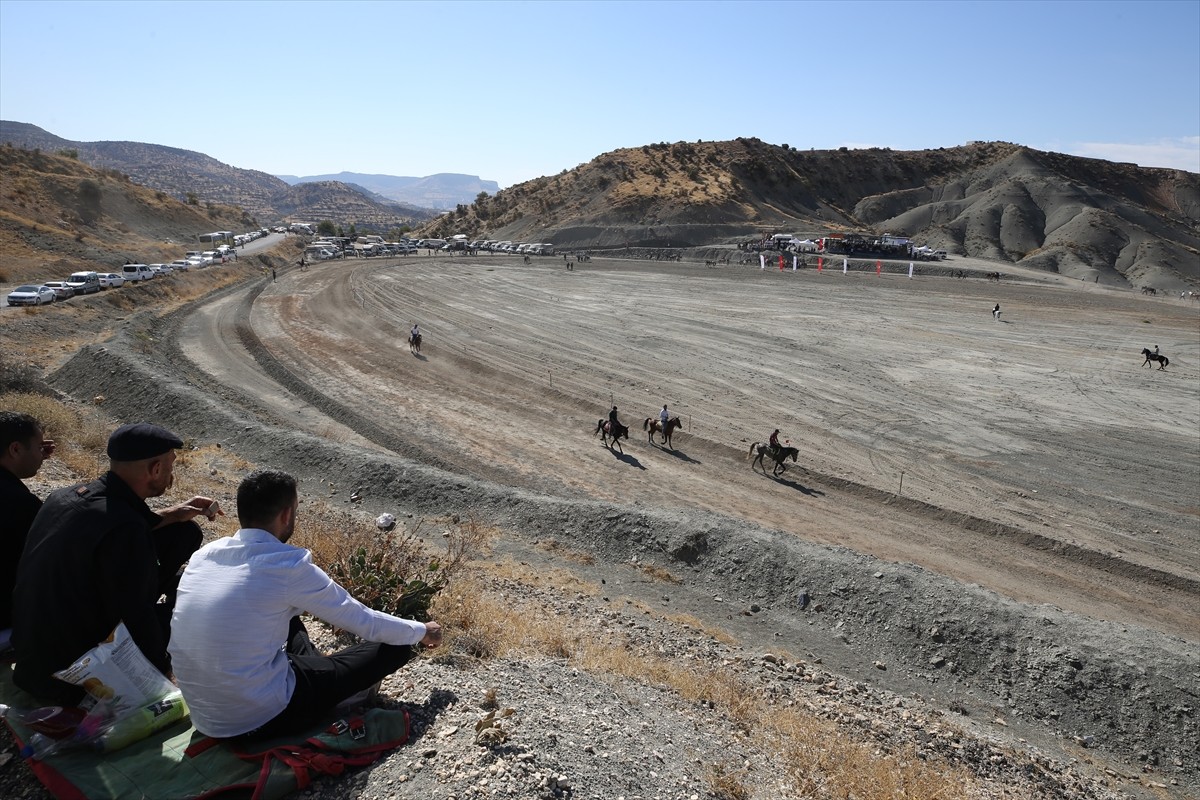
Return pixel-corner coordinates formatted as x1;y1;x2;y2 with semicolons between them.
181;252;1200;639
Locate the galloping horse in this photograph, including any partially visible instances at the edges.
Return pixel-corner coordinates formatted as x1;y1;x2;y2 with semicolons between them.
595;419;629;452
749;442;798;476
409;333;422;354
1141;348;1169;370
644;416;683;448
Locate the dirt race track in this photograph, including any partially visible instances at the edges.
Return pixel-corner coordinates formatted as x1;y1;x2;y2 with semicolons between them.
178;253;1200;639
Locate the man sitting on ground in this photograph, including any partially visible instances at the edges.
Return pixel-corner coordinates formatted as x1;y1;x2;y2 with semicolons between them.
1;412;55;644
169;470;443;739
12;422;220;702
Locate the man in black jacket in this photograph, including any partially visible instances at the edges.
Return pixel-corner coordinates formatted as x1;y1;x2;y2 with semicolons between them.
12;422;222;702
0;412;55;638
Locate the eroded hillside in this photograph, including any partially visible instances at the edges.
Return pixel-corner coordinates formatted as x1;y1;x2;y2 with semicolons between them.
422;139;1200;288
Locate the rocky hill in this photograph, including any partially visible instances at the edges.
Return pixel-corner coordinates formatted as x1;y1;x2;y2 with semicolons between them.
278;171;499;210
0;121;435;232
0;144;256;284
420;139;1200;289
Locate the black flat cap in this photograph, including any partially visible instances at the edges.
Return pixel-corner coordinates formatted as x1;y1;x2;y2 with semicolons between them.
106;423;184;461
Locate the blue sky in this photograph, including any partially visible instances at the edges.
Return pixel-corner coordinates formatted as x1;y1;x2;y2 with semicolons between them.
1;0;1197;187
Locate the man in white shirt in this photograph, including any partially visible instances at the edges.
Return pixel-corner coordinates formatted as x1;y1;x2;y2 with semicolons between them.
169;470;442;739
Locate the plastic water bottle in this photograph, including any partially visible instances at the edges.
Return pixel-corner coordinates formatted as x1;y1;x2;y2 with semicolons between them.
94;691;189;753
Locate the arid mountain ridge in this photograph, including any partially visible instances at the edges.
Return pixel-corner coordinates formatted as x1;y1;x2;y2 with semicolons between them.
2;120;1197;289
0;145;260;284
0;121;441;231
423;138;1200;289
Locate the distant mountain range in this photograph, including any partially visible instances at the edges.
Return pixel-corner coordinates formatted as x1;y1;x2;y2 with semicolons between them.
277;172;499;211
0;121;492;231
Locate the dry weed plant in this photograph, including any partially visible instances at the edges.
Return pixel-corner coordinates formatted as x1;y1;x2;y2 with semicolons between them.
293;510;486;623
707;762;751;800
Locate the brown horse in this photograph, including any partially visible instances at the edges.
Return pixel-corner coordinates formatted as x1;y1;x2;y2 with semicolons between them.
644;416;683;448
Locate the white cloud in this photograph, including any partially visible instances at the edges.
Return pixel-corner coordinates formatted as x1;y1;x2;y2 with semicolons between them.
1066;137;1200;173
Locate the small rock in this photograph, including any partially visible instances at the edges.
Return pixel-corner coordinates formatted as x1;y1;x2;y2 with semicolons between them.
873;660;887;670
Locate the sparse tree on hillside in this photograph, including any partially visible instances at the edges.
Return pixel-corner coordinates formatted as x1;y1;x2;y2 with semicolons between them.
77;179;102;225
349;223;357;238
317;221;337;237
186;191;199;205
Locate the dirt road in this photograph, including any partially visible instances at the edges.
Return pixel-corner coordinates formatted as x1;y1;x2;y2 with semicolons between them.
178;253;1200;640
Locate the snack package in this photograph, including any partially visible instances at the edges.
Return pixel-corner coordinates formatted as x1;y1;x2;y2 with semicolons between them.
52;622;177;717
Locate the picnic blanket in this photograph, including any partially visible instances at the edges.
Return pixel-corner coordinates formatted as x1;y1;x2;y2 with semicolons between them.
1;663;410;799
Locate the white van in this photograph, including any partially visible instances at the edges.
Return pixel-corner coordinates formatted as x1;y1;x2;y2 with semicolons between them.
121;264;154;281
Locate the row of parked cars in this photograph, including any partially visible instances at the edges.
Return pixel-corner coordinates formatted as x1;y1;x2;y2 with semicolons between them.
5;254;220;307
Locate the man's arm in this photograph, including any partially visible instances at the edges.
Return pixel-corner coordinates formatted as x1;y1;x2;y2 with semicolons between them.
286;551;431;646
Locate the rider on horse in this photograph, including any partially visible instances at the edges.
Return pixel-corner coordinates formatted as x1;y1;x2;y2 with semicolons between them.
609;406;621;435
769;429;781;458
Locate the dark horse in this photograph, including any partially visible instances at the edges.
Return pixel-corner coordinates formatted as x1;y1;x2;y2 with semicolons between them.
1141;348;1168;370
595;419;629;452
749;442;798;476
409;333;422;354
644;416;683;448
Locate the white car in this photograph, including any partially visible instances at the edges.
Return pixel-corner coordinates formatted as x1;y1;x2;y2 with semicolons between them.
121;264;154;281
7;284;57;306
42;281;76;300
170;260;191;272
99;273;125;288
148;263;173;275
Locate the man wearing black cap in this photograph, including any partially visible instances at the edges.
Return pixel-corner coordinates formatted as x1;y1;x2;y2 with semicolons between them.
11;422;222;702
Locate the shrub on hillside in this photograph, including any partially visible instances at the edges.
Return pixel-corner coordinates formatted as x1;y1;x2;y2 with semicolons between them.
293;513;486;623
0;356;51;395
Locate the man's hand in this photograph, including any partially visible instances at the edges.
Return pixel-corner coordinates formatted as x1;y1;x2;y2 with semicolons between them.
420;621;443;649
156;496;224;527
40;439;56;458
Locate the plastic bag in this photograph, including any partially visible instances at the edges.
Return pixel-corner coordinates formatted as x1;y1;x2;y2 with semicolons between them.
52;622;176;716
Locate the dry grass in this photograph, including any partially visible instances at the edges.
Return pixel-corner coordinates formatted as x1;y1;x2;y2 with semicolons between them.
535;537;595;564
436;562;988;800
1;390;110;478
661;611;739;646
638;563;682;584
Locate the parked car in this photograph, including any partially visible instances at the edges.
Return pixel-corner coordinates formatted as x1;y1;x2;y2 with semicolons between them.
66;271;103;294
99;273;125;288
6;284;57;306
121;264;154;281
186;257;206;269
42;281;76;300
170;260;191;272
